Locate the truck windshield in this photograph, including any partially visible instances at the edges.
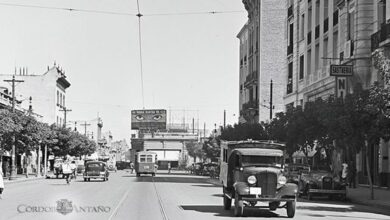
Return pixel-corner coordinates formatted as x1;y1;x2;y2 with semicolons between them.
242;156;283;167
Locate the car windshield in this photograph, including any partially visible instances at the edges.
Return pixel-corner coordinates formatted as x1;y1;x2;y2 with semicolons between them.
242;156;283;167
86;163;104;171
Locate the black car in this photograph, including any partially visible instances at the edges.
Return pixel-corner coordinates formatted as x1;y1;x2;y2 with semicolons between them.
83;161;109;182
116;161;130;170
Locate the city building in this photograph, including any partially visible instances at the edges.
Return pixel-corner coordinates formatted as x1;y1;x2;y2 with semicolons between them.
368;0;390;188
284;0;374;107
285;0;390;188
238;0;287;124
0;65;71;126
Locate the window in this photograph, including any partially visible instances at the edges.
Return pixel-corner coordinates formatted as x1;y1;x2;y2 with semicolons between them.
300;14;305;40
57;91;59;105
323;38;328;66
333;31;338;60
307;49;312;76
315;44;319;71
146;155;153;163
299;55;304;79
287;62;293;94
140;155;146;163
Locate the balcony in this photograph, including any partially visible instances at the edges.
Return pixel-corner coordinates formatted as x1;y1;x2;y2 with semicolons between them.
242;100;259;111
286;83;293;94
287;44;293;56
288;5;293;18
315;25;320;39
371;22;390;51
307;31;312;45
244;71;258;87
324;18;329;33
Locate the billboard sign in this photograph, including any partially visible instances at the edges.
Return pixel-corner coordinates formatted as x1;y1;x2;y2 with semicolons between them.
330;65;353;76
131;109;167;130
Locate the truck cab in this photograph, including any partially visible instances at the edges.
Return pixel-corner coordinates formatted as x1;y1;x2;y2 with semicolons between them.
220;140;297;217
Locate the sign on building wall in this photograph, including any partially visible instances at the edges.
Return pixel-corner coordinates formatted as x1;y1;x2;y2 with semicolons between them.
131;109;167;130
330;65;353;76
336;77;347;98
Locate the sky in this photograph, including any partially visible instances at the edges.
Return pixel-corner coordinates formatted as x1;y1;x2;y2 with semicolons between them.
0;0;248;142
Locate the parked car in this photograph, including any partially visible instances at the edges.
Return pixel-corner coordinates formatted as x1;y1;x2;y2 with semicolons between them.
194;162;204;175
298;147;347;201
298;167;346;200
220;140;297;218
76;164;85;174
83;161;109;182
285;163;310;184
116;161;130;170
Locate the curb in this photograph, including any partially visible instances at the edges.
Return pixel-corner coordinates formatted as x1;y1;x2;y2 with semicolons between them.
207;178;222;187
348;196;390;211
3;176;45;185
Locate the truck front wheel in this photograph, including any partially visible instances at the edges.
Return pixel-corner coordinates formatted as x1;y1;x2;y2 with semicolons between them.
286;201;296;218
223;194;231;210
234;192;244;217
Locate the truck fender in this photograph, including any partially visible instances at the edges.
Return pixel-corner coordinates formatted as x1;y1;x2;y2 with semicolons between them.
233;181;250;196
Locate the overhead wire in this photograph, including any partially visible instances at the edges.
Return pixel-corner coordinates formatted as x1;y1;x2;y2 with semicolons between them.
136;0;145;109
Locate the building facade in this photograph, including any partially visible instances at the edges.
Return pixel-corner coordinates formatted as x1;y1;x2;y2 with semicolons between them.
285;0;390;187
0;65;71;126
284;0;374;108
239;0;287;124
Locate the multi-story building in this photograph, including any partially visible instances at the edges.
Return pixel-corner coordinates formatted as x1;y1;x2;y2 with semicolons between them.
368;0;390;188
0;65;71;126
285;0;390;188
238;0;287;124
284;0;374;108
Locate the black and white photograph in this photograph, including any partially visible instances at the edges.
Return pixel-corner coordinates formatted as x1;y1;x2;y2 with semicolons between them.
0;0;390;219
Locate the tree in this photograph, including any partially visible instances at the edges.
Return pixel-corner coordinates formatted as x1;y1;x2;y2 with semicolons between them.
220;123;268;141
202;137;220;162
186;141;204;162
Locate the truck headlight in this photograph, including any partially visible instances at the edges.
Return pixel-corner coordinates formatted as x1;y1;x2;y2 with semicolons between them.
247;175;257;185
278;175;287;185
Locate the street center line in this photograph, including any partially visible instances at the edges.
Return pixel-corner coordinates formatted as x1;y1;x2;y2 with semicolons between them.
152;177;169;220
108;186;131;220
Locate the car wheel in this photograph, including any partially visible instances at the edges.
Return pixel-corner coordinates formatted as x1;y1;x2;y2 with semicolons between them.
286;201;296;218
223;188;231;210
84;178;87;182
136;173;140;177
234;192;244;217
56;174;59;179
269;201;280;211
88;178;90;181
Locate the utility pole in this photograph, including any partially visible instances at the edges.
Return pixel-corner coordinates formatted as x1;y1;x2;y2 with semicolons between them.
60;107;72;128
223;110;226;130
192;118;195;134
4;75;24;180
80;121;91;136
203;122;206;139
270;79;273;120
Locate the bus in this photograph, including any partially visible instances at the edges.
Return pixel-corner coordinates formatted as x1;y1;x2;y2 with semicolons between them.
135;151;158;177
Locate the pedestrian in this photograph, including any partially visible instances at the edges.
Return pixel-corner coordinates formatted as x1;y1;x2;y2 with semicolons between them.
70;161;77;180
0;169;4;199
348;161;357;188
341;162;348;185
61;160;72;184
130;161;134;174
168;162;171;174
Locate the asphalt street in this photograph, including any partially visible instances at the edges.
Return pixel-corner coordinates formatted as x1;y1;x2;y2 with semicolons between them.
0;171;389;220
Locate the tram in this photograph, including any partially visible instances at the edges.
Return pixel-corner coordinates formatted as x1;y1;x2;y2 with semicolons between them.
135;151;158;177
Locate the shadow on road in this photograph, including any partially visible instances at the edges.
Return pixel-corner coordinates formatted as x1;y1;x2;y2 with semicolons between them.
180;205;282;218
298;200;390;218
136;176;209;184
191;184;219;188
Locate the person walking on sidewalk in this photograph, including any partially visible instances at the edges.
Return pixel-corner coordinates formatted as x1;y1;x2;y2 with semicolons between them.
168;162;171;174
0;169;4;199
348;161;357;188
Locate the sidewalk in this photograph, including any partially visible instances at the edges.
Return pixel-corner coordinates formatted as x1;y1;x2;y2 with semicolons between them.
347;186;390;210
2;173;47;185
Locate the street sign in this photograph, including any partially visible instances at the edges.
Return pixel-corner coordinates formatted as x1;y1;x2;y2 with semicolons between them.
336;77;347;98
330;65;353;76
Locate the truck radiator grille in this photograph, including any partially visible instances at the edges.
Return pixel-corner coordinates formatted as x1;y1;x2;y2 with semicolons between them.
256;172;277;197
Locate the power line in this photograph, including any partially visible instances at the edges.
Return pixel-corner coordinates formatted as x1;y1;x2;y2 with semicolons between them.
0;2;136;16
0;2;244;17
136;0;145;109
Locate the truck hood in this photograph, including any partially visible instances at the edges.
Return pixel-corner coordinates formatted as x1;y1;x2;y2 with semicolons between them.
243;167;281;175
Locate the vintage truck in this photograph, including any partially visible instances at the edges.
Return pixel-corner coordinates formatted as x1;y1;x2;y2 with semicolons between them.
220;140;297;217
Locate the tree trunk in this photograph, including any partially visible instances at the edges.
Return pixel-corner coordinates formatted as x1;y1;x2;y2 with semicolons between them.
365;141;374;200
